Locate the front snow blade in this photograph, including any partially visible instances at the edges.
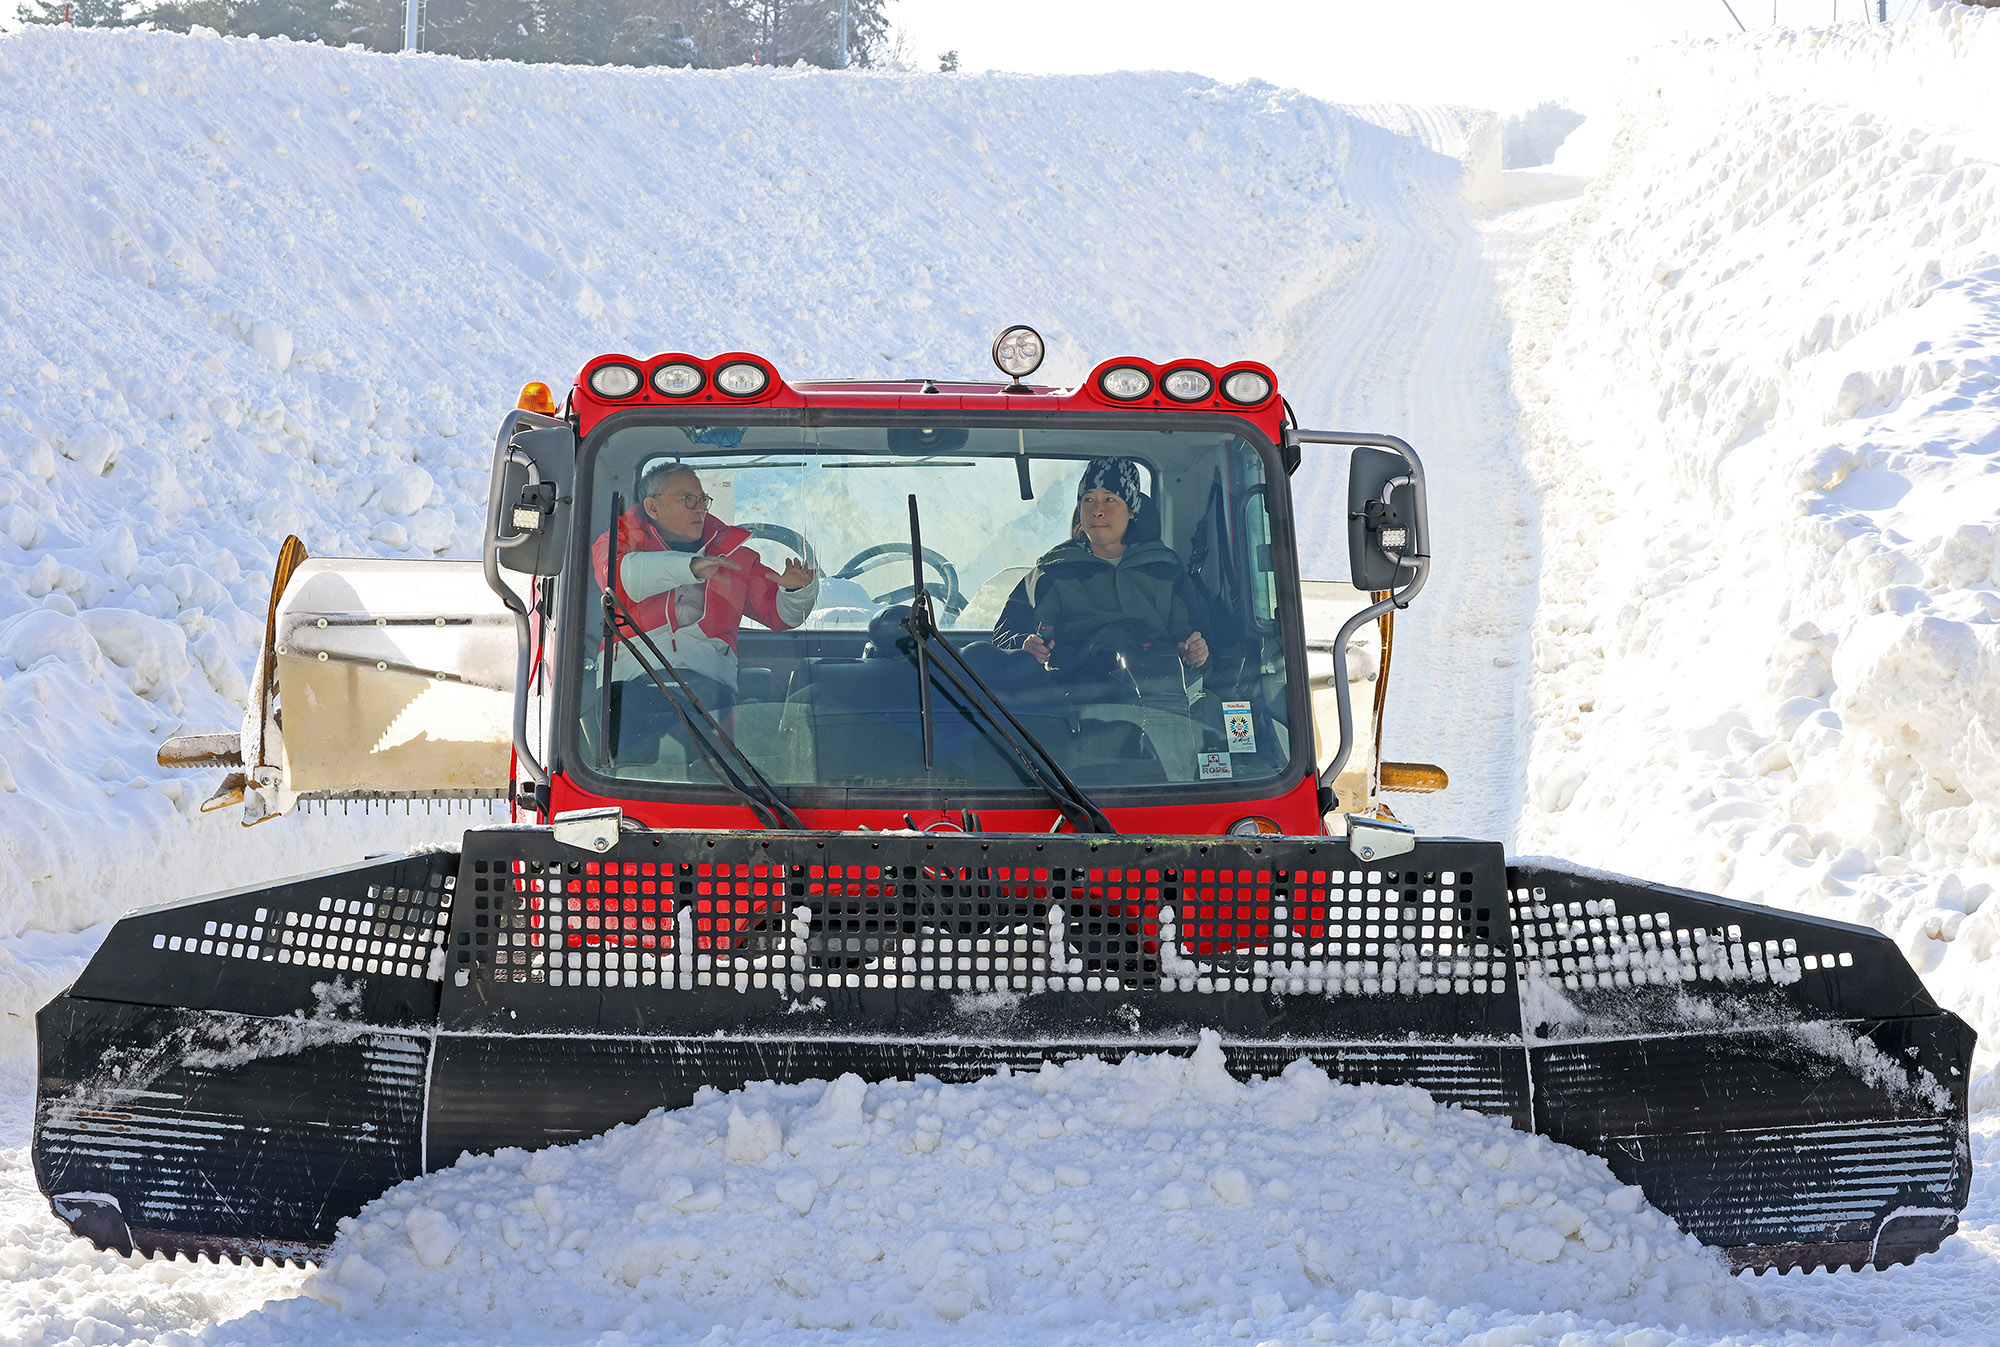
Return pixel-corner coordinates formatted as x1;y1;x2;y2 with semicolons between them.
36;830;1973;1273
1508;860;1973;1272
34;851;457;1261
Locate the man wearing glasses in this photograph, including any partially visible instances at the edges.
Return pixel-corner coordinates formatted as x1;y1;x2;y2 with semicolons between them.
592;461;818;755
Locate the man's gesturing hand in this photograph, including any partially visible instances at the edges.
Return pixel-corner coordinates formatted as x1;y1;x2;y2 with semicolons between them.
690;554;744;582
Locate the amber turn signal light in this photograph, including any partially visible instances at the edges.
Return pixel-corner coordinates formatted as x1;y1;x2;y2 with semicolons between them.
1379;762;1449;794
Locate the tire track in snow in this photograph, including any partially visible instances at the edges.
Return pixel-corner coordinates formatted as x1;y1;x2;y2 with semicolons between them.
1281;108;1535;842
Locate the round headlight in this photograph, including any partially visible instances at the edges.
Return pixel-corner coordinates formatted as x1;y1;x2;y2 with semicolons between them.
1228;816;1281;837
1098;366;1151;401
1161;368;1213;402
992;325;1045;380
715;362;770;397
588;363;642;399
1221;369;1272;405
651;362;703;397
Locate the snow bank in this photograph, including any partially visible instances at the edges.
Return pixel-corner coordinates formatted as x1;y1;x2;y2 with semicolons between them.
1511;1;2000;1068
0;27;1378;940
219;1036;1739;1344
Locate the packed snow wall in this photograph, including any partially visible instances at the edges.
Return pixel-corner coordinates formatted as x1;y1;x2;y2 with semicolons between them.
0;28;1402;938
1512;1;2000;1071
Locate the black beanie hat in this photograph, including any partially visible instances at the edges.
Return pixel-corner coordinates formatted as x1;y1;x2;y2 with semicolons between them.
1078;457;1142;514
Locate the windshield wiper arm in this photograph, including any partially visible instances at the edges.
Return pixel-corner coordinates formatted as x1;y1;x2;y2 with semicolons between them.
899;495;1116;835
600;588;804;831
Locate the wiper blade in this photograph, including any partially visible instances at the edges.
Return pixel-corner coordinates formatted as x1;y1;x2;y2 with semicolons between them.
600;588;804;831
899;495;1116;835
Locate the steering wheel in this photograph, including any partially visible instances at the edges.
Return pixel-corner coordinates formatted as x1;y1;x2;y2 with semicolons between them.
738;523;819;574
834;543;966;618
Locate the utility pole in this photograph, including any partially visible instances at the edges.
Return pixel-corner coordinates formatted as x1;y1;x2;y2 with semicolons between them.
404;0;419;51
839;0;850;68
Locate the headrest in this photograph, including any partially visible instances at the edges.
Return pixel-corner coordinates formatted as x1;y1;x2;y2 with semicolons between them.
1125;493;1162;545
864;604;915;659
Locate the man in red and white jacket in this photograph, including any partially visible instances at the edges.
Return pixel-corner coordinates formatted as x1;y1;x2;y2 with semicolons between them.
591;463;818;749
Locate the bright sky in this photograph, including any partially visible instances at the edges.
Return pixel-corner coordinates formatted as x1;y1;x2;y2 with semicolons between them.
884;0;1915;114
0;2;1915;102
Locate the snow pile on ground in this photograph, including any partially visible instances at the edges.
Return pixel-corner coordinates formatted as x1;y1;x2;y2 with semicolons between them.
1502;102;1585;170
212;1036;1739;1345
0;26;1372;944
1510;0;2000;1067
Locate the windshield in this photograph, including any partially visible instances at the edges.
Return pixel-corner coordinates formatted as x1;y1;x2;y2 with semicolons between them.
572;419;1296;798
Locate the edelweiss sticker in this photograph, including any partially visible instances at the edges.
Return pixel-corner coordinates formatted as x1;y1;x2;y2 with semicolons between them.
1221;700;1256;753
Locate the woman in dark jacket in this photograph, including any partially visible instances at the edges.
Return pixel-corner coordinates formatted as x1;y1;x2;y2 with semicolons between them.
995;457;1209;676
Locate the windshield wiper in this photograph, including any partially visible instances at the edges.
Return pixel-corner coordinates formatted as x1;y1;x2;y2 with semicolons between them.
597;516;800;830
599;592;804;830
899;495;1116;835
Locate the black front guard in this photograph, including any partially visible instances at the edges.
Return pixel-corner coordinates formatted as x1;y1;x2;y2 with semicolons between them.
35;830;1974;1272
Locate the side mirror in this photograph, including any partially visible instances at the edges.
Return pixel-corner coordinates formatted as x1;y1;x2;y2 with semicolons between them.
488;425;575;577
1346;446;1425;592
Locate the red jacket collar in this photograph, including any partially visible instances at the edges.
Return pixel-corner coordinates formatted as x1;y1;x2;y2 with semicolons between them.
619;506;749;557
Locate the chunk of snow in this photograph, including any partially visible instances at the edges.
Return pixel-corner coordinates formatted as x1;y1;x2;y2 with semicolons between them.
0;610;103;675
404;1207;459;1268
249;320;294;372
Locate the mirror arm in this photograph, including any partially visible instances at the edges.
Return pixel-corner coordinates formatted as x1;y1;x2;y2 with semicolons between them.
1289;430;1432;802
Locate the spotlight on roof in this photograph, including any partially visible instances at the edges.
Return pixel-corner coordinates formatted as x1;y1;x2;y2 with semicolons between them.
991;325;1045;392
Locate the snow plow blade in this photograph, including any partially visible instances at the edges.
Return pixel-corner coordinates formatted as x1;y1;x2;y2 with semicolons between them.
36;831;1971;1271
33;852;456;1262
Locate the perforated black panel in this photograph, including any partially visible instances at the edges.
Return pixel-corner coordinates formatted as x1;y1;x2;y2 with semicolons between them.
452;838;1510;999
1506;861;1939;1025
1512;890;1854;990
71;851;455;1027
440;830;1523;1045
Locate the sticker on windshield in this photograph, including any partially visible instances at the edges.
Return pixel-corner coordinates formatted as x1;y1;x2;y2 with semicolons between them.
1221;700;1256;754
1197;751;1234;780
